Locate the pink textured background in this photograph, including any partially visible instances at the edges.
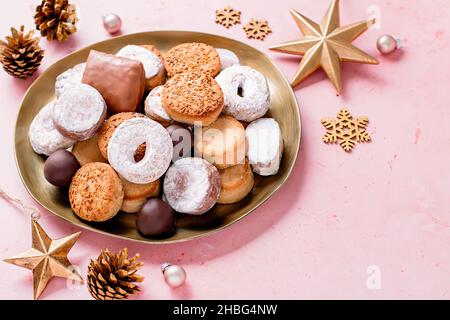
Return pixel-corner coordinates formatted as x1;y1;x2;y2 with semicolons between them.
0;0;449;300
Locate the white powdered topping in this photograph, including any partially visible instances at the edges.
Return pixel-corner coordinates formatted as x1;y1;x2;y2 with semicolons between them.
116;45;162;79
55;63;86;98
216;48;240;70
215;65;270;122
144;86;172;121
108;117;173;184
163;157;214;214
53;83;106;140
246;118;283;176
28;102;75;156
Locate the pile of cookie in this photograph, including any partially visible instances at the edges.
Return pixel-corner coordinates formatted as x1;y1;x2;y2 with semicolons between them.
28;42;284;238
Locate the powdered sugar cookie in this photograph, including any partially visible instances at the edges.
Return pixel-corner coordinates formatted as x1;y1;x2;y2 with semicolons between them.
28;101;75;156
246;118;283;176
97;112;145;160
163;157;221;215
55;63;86;98
144;86;173;126
116;45;165;91
141;45;166;90
108;117;173;184
53;83;107;141
216;48;240;70
215;65;270;122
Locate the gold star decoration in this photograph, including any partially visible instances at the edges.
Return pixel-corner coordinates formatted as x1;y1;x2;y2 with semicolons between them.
243;19;272;40
4;220;83;299
269;0;379;93
215;6;241;28
321;108;371;152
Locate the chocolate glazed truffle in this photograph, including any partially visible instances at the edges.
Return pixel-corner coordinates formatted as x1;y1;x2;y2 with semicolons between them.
137;199;175;237
44;150;80;187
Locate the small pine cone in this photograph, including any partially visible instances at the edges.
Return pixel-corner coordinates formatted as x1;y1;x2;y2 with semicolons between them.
34;0;78;42
0;26;44;79
87;248;144;300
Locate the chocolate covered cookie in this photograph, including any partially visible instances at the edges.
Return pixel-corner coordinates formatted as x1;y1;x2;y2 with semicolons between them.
82;50;145;114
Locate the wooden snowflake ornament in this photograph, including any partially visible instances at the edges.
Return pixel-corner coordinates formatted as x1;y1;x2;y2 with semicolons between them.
215;6;241;28
243;19;272;40
321;109;371;152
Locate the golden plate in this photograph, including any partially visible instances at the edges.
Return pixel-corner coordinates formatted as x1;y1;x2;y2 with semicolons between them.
14;31;301;244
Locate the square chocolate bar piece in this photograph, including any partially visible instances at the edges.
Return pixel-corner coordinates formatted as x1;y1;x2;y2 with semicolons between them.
82;50;145;114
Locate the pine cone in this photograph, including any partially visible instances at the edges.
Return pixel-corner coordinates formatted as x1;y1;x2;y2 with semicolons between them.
87;248;144;300
34;0;78;42
0;26;44;79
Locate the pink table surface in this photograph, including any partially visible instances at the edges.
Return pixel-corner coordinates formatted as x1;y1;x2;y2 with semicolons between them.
0;0;449;300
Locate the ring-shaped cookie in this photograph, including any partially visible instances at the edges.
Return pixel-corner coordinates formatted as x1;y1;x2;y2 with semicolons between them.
144;86;173;126
53;83;107;141
55;63;86;98
107;117;173;184
116;44;166;91
28;102;75;156
216;48;240;70
163;157;221;215
215;65;270;122
246;118;283;176
97;112;145;160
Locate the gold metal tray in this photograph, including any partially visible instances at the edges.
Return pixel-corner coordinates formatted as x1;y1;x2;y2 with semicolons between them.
14;31;301;244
